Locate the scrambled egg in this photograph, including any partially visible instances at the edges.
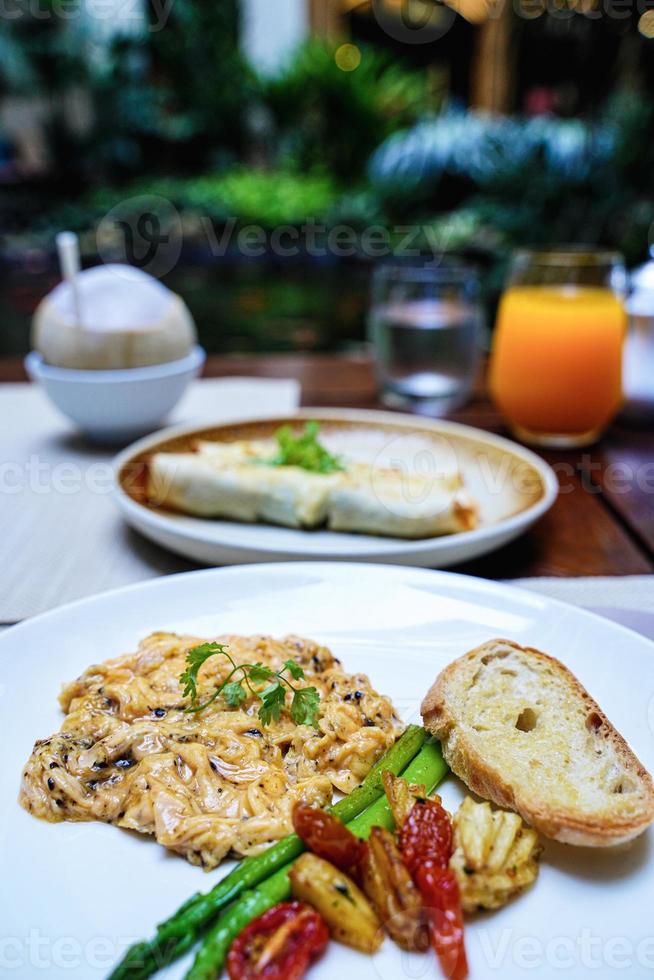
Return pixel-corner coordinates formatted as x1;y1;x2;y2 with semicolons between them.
450;797;542;911
20;633;402;869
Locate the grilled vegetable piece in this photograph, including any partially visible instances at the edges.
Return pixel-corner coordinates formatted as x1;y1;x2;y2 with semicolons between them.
347;739;448;840
416;864;468;980
185;740;447;980
399;797;453;876
108;724;426;980
360;826;428;952
400;796;468;980
289;853;382;954
450;797;542;912
292;803;365;875
382;770;428;828
226;901;328;980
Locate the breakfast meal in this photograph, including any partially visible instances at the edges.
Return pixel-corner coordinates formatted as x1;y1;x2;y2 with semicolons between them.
145;422;478;539
18;633;654;980
20;632;402;868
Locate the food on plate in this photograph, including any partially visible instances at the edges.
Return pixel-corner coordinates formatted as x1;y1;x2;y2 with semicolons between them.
225;901;329;980
37;631;646;980
108;726;428;980
145;421;478;539
293;798;426;951
413;857;468;980
327;465;476;539
292;802;366;874
292;775;473;979
289;853;383;953
360;825;428;952
110;738;447;980
422;638;654;846
398;792;468;980
20;632;402;869
450;797;541;912
148;436;342;529
211;773;540;980
179;640;321;725
185;748;452;980
382;768;427;826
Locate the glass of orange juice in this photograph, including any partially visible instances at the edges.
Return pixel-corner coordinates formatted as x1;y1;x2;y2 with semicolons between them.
489;248;627;447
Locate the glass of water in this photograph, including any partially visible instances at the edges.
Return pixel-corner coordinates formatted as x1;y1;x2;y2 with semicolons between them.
368;261;483;414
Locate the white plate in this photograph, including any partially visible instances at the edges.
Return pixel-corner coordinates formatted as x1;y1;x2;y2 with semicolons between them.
112;408;558;567
2;563;653;979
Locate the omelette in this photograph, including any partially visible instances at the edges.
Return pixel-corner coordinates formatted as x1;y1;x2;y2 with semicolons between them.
20;633;402;869
146;435;477;538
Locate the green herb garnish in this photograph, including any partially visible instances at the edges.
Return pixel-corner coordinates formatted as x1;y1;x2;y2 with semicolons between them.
180;642;321;727
263;421;344;474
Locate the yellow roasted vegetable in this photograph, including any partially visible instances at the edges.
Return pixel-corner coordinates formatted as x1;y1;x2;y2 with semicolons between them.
289;853;383;953
450;796;542;911
360;826;428;952
382;770;430;828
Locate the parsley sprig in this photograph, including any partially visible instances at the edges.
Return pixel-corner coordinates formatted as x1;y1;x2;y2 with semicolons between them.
179;642;321;727
264;421;344;474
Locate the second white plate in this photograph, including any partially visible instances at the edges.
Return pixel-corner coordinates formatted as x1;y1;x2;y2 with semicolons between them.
112;408;558;567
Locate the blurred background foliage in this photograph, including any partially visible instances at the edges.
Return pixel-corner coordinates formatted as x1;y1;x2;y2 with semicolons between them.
1;0;653;355
261;39;433;180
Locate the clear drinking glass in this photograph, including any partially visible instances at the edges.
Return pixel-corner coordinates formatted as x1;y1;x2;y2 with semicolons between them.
368;261;483;414
489;248;627;448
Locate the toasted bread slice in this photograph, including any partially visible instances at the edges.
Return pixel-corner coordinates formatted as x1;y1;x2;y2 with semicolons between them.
422;639;654;846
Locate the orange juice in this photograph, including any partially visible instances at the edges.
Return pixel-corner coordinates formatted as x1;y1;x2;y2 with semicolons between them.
490;285;625;444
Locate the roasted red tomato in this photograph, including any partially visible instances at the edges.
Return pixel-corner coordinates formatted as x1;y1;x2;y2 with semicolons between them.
416;865;468;980
399;798;453;877
399;799;467;979
293;804;366;874
226;901;329;980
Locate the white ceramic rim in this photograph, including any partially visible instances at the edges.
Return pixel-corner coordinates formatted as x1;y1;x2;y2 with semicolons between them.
24;345;206;383
112;407;559;559
2;560;650;650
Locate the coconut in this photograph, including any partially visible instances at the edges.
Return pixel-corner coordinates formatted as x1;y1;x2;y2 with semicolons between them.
32;264;196;370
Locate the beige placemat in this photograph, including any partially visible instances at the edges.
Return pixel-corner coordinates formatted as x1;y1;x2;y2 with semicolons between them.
0;378;300;622
508;575;654;615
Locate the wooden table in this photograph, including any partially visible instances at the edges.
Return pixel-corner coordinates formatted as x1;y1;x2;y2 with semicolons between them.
2;352;653;579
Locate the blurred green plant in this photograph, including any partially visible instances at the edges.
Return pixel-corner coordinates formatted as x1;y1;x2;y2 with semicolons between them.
0;0;251;180
18;168;342;257
369;98;654;267
156;169;338;227
86;0;252;177
0;0;89;179
0;1;86;95
262;40;435;180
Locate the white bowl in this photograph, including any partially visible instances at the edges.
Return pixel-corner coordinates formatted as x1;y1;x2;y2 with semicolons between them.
25;345;205;443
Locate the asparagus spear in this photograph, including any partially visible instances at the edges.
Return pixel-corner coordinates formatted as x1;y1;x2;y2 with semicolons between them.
186;738;448;980
108;725;425;980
